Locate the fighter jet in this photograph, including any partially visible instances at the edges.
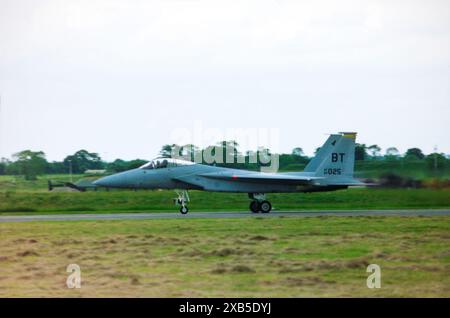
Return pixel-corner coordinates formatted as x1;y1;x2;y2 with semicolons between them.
93;132;364;214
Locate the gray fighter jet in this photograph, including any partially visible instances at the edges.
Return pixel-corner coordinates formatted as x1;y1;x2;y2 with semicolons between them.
94;132;364;214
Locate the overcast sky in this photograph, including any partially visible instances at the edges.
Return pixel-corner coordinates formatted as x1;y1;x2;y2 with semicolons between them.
0;0;449;161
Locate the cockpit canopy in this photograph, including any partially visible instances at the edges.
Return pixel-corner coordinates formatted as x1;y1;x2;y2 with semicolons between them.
139;157;195;170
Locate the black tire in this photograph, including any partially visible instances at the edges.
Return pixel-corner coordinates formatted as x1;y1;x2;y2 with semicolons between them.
250;201;260;213
260;201;272;213
180;206;189;214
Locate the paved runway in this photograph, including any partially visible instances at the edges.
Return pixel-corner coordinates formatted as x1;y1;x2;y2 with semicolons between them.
0;209;449;222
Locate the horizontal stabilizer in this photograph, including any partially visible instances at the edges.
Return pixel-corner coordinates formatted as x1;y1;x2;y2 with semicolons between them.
48;180;90;192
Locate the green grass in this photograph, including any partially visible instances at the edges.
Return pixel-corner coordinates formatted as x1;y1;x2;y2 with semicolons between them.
0;188;449;214
0;174;449;215
1;173;448;298
0;216;449;297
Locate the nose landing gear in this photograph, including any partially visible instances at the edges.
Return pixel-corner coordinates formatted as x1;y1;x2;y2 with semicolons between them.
175;190;190;214
248;193;272;213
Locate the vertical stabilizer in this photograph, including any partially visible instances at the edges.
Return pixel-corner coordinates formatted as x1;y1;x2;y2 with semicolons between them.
304;134;342;172
305;132;357;179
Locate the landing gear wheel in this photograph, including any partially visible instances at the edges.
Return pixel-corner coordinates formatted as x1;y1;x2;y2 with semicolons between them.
250;201;260;213
180;206;189;214
260;201;272;213
175;190;190;214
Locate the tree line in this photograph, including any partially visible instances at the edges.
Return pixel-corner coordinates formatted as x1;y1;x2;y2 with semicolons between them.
0;143;448;180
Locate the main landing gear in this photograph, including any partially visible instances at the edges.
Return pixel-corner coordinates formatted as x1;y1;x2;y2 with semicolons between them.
174;191;272;215
174;190;190;214
248;193;272;213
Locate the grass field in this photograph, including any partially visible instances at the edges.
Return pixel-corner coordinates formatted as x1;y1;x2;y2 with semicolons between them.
1;175;449;297
0;216;449;297
1;174;449;214
0;188;449;214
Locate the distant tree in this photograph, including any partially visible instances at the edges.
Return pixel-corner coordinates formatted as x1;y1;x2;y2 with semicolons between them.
405;148;425;160
384;147;400;161
385;147;399;157
46;161;66;174
126;159;148;170
367;144;381;158
291;147;304;157
0;158;9;175
106;159;147;172
9;150;48;180
63;150;104;174
106;159;128;172
355;143;367;161
279;153;308;170
425;153;447;170
5;163;19;175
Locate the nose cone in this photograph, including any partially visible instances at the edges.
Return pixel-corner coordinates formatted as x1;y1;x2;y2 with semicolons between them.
93;175;115;187
93;171;130;188
93;169;141;188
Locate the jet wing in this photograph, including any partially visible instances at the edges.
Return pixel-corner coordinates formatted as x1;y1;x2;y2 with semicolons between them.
197;171;321;185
